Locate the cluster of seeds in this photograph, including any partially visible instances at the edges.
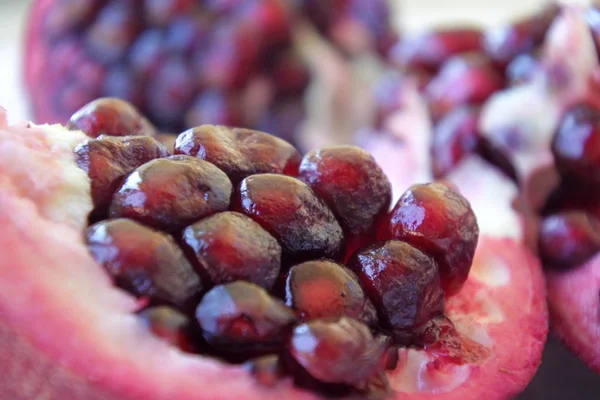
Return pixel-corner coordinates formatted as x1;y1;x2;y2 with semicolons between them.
70;98;479;398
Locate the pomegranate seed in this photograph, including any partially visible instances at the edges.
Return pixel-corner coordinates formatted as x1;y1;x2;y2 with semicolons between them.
196;281;297;352
232;174;344;264
425;53;504;120
431;106;481;178
175;125;301;185
86;219;203;310
380;183;479;296
284;259;377;324
506;53;540;86
74;135;169;217
138;306;197;352
539;211;600;269
349;241;444;345
143;0;194;27
109;155;232;231
286;317;389;386
552;103;600;185
181;212;281;290
242;355;285;387
185;90;242;128
389;28;482;72
67;98;157;138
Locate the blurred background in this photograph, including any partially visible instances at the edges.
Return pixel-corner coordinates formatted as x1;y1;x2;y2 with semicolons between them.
0;0;599;398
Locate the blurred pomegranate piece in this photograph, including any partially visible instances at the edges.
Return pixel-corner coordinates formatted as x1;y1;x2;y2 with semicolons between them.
506;53;541;86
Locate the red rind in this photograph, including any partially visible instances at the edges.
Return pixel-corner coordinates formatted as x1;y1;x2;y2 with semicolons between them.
388;236;548;399
546;255;600;374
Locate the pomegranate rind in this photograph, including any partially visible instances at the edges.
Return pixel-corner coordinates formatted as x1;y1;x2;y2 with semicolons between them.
388;236;548;399
546;255;600;374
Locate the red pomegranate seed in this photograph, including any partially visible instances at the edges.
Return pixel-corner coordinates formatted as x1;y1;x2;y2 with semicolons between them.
298;145;391;259
552;103;600;185
242;355;286;387
284;259;377;325
175;125;301;184
196;281;297;353
539;211;600;270
109;155;232;231
380;183;479;296
181;212;281;290
86;219;203;310
231;174;344;264
74;135;169;218
349;240;444;345
67;98;157;138
138;306;197;352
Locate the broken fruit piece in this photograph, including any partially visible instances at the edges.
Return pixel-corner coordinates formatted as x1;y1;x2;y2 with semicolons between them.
0;103;547;400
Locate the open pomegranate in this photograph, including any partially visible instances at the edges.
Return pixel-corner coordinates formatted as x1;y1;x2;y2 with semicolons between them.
361;3;600;377
23;0;394;143
0;91;547;399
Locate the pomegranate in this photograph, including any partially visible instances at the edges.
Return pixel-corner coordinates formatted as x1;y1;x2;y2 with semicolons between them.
23;0;394;141
0;99;547;400
360;4;599;378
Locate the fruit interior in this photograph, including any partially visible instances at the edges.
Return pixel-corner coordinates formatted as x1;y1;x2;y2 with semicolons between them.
0;98;548;400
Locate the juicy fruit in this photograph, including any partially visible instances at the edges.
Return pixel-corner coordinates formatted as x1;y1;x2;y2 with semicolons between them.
181;212;281;290
284;259;377;324
0;109;548;400
109;155;232;231
350;241;444;344
86;219;202;310
380;183;479;296
231;174;344;264
175;125;301;184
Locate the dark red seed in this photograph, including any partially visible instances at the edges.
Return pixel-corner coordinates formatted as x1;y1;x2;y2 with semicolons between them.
181;212;281;290
272;51;310;96
552;103;600;185
482;3;559;66
232;174;344;263
86;219;203;310
425;54;504;120
431;106;481;178
175;125;301;185
539;211;600;270
128;30;168;79
286;317;388;386
380;183;479;296
138;306;196;352
298;145;391;233
109;155;232;231
74;135;169;216
285;259;377;324
67;98;157;138
297;145;391;258
196;281;297;352
242;355;286;387
349;241;445;344
389;28;482;72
